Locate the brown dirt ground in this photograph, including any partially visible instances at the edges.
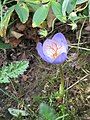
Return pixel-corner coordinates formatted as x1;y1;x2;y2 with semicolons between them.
0;19;90;120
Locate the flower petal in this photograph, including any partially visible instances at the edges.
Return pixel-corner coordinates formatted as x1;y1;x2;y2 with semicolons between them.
36;42;54;63
52;53;67;64
52;33;68;49
43;39;56;60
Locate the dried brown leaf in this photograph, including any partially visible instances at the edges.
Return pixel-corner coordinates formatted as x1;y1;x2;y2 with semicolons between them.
9;37;21;47
11;31;23;39
47;9;55;28
16;23;26;31
85;25;90;32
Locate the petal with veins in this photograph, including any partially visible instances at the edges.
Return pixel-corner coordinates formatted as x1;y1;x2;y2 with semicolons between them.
36;42;54;63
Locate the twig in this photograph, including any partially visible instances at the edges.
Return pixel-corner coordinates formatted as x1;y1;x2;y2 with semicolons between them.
10;79;17;94
55;114;69;120
69;45;90;51
0;88;19;102
70;42;90;45
81;68;90;74
0;1;3;29
88;0;90;22
77;19;86;51
66;74;89;90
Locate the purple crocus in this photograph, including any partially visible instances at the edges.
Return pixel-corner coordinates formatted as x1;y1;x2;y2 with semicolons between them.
36;33;68;64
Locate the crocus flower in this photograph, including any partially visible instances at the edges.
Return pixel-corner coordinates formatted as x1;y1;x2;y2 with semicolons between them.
36;33;68;64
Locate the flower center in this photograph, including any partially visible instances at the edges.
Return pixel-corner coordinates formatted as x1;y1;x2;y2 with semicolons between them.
45;41;62;59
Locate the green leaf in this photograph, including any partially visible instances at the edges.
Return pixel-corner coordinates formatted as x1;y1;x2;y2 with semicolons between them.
32;4;49;27
3;6;15;27
7;61;29;78
39;29;48;37
39;103;57;120
66;0;77;13
0;64;10;83
0;74;10;83
0;40;12;49
0;61;29;83
62;0;70;16
19;0;40;3
19;0;41;11
76;0;88;5
0;6;15;37
51;1;66;23
8;108;29;117
15;3;29;23
28;3;40;11
62;0;77;14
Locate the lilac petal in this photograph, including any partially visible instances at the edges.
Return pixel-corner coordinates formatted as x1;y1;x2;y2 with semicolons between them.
52;53;67;64
52;33;68;49
43;38;56;59
36;42;54;63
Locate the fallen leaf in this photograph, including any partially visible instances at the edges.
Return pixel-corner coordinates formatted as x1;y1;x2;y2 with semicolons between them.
11;31;23;39
20;51;27;60
16;23;26;31
22;75;28;81
47;8;55;28
0;28;6;37
85;25;90;32
69;53;78;61
8;108;29;117
9;37;21;47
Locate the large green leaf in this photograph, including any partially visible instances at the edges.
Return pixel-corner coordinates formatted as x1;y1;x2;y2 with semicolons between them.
67;0;77;13
32;4;49;27
51;1;66;23
15;3;29;23
19;0;41;11
62;0;69;15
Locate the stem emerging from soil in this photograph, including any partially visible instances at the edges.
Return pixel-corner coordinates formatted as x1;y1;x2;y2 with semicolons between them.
59;65;65;98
